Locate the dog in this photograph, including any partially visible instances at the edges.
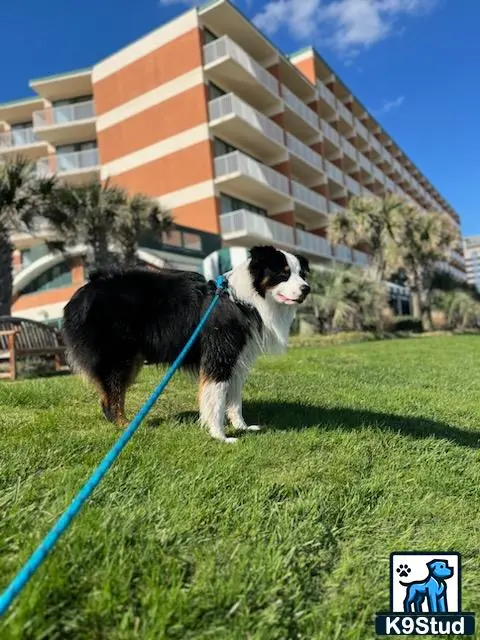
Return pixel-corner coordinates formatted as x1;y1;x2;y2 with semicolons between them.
401;559;454;613
62;245;310;443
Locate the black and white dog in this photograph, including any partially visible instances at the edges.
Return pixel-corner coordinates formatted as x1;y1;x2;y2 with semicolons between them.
62;245;310;443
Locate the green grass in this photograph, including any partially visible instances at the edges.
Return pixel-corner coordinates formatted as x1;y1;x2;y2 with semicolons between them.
2;336;480;639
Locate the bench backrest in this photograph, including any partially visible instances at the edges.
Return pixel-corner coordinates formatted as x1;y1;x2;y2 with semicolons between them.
0;316;64;352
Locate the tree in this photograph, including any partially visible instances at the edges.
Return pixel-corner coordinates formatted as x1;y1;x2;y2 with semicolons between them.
328;195;403;282
390;206;459;331
303;266;387;333
433;290;480;330
0;157;56;315
43;179;173;274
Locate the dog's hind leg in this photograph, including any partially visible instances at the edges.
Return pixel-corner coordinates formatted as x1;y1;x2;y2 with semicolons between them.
97;357;143;426
198;371;233;443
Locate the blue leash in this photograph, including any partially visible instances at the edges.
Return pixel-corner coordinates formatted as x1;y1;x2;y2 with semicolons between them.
0;275;228;618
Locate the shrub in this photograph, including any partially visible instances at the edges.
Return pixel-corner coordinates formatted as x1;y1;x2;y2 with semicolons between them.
390;316;423;333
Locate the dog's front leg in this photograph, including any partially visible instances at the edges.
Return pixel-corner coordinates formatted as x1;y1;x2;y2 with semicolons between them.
226;368;261;433
199;376;236;443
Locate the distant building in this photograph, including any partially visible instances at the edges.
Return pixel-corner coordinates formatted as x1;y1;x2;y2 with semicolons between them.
464;236;480;290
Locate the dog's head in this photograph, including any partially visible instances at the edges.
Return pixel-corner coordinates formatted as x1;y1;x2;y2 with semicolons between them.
427;560;454;580
248;245;310;305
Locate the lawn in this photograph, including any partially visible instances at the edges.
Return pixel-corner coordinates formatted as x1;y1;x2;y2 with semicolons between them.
1;336;480;639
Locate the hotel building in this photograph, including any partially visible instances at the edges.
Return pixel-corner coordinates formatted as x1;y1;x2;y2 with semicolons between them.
0;0;466;323
464;236;480;291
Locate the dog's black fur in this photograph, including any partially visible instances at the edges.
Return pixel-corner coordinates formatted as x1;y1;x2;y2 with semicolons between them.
62;267;261;424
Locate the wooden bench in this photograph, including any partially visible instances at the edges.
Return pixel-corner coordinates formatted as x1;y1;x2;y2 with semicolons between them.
0;316;68;380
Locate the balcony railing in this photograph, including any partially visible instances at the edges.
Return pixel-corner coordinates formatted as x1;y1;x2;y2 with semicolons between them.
33;100;95;128
220;209;295;246
353;249;369;266
329;202;345;215
292;181;328;214
345;175;362;195
321;120;340;146
317;81;336;108
369;135;382;154
282;85;318;129
358;151;371;173
286;133;322;171
341;137;357;161
296;228;331;258
0;127;37;149
385;177;396;193
203;36;279;98
214;151;290;195
325;159;344;185
37;148;100;175
335;244;352;262
373;165;385;183
337;101;353;126
355;118;370;142
208;94;284;146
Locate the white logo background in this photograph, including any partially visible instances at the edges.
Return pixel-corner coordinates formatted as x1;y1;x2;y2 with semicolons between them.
391;553;459;613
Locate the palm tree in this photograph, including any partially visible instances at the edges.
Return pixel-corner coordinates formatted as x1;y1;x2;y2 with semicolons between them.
328;195;404;282
114;192;174;267
0;157;56;315
390;206;459;330
433;290;480;330
305;266;387;333
43;179;173;274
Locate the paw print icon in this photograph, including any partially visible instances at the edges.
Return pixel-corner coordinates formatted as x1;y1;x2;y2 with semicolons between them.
396;564;411;578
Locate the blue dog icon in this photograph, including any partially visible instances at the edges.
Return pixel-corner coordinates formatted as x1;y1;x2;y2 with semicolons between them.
401;559;454;613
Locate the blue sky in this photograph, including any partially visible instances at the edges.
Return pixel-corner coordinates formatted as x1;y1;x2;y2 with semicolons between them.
1;0;478;235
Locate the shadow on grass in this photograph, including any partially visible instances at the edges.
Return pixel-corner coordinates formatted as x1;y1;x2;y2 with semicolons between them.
172;401;480;449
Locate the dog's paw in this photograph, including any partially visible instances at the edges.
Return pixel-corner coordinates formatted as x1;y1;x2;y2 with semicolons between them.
396;564;411;578
223;437;238;444
247;425;262;432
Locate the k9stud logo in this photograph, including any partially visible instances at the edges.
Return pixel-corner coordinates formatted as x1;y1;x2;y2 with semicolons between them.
375;552;475;636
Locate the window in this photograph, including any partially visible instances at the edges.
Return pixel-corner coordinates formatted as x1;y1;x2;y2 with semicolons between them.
10;121;34;146
208;82;226;102
20;262;72;295
213;137;259;163
203;28;218;44
220;193;267;217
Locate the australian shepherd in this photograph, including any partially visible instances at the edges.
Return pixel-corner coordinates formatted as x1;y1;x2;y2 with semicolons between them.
62;245;310;443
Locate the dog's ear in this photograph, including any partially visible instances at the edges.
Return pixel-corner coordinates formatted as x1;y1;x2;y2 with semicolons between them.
249;245;279;266
295;254;310;275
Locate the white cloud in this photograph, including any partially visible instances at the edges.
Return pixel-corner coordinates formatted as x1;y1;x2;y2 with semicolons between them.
373;95;405;115
253;0;439;54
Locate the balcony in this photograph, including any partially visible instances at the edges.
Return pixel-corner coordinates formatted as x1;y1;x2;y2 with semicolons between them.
334;244;353;263
358;151;372;173
37;148;100;185
295;228;332;259
341;137;357;162
203;36;280;111
32;100;96;145
337;101;354;127
329;202;345;215
292;180;328;221
372;165;385;184
0;127;51;160
321;120;340;148
355;118;370;144
282;85;318;139
286;132;323;182
214;151;290;206
345;175;362;196
208;93;285;162
317;81;336;113
451;250;466;269
324;159;344;187
220;209;295;248
369;134;383;156
353;249;369;266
